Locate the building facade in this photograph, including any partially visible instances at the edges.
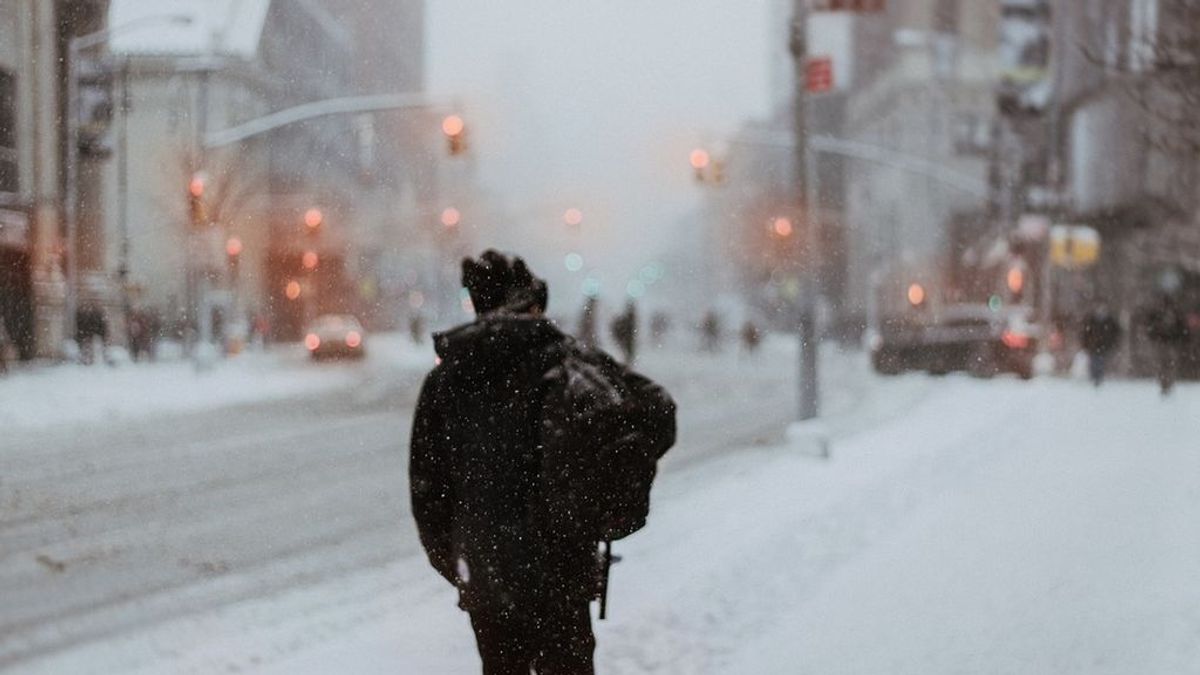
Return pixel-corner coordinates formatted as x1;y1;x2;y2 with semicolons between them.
1050;0;1200;375
104;0;431;344
840;0;1001;325
1;0;110;360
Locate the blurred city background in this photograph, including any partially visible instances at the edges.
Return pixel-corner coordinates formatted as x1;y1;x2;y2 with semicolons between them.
2;1;1200;673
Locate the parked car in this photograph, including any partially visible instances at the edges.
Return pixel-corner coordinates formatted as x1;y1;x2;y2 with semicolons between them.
871;305;1037;379
305;315;366;360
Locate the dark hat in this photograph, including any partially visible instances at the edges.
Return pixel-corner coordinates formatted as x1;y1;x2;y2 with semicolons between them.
461;249;548;315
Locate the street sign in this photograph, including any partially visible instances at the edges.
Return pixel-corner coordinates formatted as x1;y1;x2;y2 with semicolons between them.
806;55;834;93
1049;225;1100;270
811;0;886;12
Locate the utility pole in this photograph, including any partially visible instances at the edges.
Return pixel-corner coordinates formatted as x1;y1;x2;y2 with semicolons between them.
117;58;131;342
63;38;81;348
193;68;213;369
790;0;819;421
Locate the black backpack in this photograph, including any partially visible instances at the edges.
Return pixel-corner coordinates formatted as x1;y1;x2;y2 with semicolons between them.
539;346;676;542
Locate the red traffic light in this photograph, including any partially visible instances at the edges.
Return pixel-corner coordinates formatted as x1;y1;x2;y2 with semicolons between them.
225;237;243;257
442;115;468;156
772;217;793;237
1007;266;1025;294
907;283;926;307
304;208;323;230
441;115;465;137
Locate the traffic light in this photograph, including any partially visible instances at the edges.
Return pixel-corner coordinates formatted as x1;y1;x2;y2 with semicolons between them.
226;237;242;274
772;217;794;238
304;207;323;232
188;173;207;226
907;283;927;308
441;207;461;228
442;115;467;156
1007;265;1025;303
690;148;711;183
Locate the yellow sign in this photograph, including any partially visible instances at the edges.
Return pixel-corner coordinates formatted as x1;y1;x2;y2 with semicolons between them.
1049;225;1100;269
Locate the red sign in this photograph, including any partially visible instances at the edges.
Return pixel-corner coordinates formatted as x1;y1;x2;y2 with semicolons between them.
811;0;886;12
806;56;834;93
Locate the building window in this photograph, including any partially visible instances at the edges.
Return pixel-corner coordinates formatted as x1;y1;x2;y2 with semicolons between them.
1129;0;1160;71
0;68;18;194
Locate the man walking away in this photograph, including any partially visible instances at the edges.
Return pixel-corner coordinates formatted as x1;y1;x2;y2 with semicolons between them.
1145;296;1189;396
740;320;762;356
609;300;637;365
700;310;721;352
576;296;598;349
1081;303;1121;386
410;250;675;674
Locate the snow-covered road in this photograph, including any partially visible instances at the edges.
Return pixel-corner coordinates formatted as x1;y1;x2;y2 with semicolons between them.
1;337;817;673
261;375;1198;675
8;338;1196;675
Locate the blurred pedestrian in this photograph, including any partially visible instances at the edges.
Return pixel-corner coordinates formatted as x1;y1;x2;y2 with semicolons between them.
252;311;270;350
409;313;426;345
577;296;599;349
1081;304;1121;386
610;301;637;364
649;311;671;348
76;304;110;366
1145;296;1189;396
740;320;762;356
128;309;151;362
700;310;721;353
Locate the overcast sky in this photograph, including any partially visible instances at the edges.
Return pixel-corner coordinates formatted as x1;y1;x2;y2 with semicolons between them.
426;1;780;304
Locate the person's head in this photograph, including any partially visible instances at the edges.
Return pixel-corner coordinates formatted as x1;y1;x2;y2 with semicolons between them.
461;249;548;316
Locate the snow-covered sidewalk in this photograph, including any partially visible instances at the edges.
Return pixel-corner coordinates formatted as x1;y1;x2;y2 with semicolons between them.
0;334;433;432
255;375;1200;675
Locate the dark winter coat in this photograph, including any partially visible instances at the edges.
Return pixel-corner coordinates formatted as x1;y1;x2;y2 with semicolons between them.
1146;307;1189;345
410;314;596;614
1081;313;1121;355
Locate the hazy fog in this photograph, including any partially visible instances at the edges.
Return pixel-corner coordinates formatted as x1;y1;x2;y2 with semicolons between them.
427;1;777;305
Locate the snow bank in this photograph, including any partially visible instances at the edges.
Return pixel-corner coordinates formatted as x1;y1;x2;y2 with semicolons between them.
0;334;433;432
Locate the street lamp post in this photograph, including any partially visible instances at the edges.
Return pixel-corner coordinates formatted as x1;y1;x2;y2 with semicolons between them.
63;14;193;352
790;0;819;421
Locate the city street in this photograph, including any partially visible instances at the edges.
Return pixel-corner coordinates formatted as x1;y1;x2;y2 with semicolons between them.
4;1;1200;674
0;336;815;672
7;335;1198;674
